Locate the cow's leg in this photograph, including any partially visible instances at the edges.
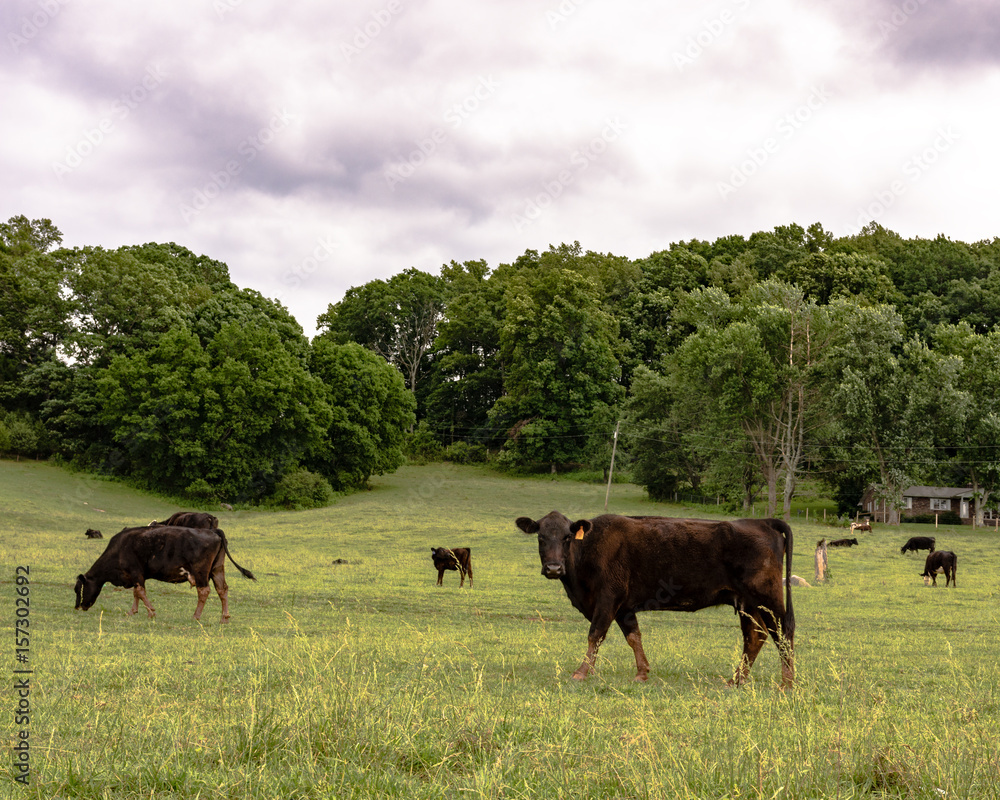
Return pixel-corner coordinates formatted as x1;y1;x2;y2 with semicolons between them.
458;568;465;588
731;610;768;687
132;584;155;618
573;604;617;680
615;610;650;682
436;568;444;586
193;585;211;621
466;564;473;587
211;568;231;623
762;608;795;689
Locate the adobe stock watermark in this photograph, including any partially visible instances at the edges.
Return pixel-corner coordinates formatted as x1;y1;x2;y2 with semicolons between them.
340;0;403;63
511;118;626;232
673;0;752;71
383;75;500;191
546;0;589;30
877;0;929;41
51;65;166;179
179;109;297;223
277;234;342;297
8;0;70;53
846;126;960;235
717;84;831;199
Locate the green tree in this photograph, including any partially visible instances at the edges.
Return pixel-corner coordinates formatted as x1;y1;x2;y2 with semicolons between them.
93;305;331;501
667;281;835;518
317;267;444;396
0;217;71;409
307;339;415;489
928;323;1000;526
491;266;623;470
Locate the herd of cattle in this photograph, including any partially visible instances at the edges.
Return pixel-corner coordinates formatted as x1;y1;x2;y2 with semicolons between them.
74;508;962;686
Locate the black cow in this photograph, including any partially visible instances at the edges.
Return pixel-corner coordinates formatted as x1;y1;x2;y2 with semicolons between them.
84;528;103;539
431;547;473;587
150;511;219;529
74;526;255;622
901;536;936;555
828;537;859;547
921;550;957;587
515;512;794;687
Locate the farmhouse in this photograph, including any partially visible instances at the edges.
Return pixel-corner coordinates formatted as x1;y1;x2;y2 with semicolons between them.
859;485;993;525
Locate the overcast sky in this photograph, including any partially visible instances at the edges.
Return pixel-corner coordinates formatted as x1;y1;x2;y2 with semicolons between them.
4;0;998;337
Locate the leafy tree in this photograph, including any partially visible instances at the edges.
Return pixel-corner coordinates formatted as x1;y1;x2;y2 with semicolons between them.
307;339;415;489
928;323;1000;525
491;266;623;470
667;281;835;518
423;261;505;445
823;305;962;524
317;268;444;397
92;307;331;501
0;218;71;409
61;246;191;365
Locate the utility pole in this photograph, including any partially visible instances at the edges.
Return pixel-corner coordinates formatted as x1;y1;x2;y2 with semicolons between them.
604;420;620;511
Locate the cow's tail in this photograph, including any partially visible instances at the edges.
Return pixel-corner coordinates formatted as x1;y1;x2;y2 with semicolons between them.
216;528;257;581
776;518;795;642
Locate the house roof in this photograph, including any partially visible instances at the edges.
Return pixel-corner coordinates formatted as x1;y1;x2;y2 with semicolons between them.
903;486;974;499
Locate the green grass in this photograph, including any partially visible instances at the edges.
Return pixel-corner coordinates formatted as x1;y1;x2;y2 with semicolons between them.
3;459;999;798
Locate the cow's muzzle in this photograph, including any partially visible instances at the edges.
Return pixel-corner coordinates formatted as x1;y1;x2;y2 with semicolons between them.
542;563;565;579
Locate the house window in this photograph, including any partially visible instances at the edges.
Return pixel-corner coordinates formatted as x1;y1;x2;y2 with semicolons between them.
961;500;969;518
903;497;913;510
930;498;951;512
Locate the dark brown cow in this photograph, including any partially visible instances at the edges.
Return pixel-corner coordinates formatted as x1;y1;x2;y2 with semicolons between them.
921;550;957;587
515;512;794;687
74;526;255;622
150;511;219;529
828;537;859;547
901;536;936;554
84;528;103;539
431;547;473;587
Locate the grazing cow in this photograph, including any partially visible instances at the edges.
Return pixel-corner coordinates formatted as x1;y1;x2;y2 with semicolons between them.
84;528;103;539
901;536;936;555
149;511;219;529
921;550;957;587
74;526;255;622
430;547;473;587
829;537;859;548
515;512;794;687
784;575;812;587
850;521;872;533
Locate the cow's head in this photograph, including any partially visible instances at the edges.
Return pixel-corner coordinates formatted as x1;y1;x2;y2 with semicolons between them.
74;574;103;611
516;511;590;579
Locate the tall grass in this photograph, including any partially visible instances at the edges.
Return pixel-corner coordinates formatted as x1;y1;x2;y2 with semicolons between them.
3;460;998;798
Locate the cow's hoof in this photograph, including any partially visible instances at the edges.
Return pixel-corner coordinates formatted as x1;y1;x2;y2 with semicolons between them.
633;673;649;683
571;670;588;681
221;617;231;624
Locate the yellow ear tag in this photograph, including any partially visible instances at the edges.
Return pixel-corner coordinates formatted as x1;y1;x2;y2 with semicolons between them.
574;528;585;540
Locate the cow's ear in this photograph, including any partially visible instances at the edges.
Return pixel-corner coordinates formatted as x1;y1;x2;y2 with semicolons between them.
515;517;539;534
570;520;592;540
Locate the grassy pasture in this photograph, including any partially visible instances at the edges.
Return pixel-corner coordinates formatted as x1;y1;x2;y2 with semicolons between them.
3;459;999;799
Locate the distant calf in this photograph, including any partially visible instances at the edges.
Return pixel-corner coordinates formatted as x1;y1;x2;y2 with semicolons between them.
829;537;858;548
850;521;872;533
901;536;936;555
84;529;103;539
75;526;256;622
921;550;957;587
431;547;473;587
150;511;219;529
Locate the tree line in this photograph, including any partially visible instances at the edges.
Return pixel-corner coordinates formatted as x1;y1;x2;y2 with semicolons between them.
5;215;1000;519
